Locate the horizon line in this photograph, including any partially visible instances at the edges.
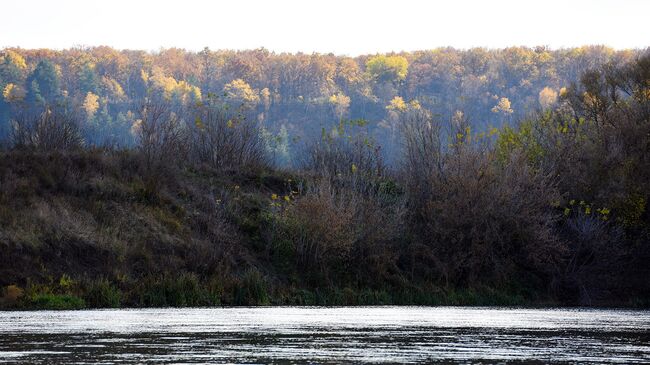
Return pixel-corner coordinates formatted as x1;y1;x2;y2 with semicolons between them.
2;44;647;58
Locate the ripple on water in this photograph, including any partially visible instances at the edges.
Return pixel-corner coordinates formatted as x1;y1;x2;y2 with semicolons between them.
0;307;648;364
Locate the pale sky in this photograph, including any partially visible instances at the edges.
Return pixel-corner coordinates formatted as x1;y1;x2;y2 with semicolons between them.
1;0;648;55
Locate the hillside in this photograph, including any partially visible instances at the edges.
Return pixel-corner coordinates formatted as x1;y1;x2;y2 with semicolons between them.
0;50;649;309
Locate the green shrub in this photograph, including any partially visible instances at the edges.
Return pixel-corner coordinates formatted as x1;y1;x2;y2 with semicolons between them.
138;272;215;307
233;269;269;305
83;279;121;308
30;294;86;310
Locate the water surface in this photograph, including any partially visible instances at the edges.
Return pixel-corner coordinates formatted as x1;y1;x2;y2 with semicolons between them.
1;307;649;364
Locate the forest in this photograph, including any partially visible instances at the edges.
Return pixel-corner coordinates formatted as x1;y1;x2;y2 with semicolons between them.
0;46;648;309
0;46;640;160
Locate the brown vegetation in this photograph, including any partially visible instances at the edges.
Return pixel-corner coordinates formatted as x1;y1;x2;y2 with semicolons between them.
0;52;649;308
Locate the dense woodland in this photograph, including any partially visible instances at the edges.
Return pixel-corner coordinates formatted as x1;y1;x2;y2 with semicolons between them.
0;46;648;309
0;46;642;163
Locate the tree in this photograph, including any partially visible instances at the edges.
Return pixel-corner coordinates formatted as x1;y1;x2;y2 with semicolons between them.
386;96;407;112
223;79;259;109
3;83;26;103
26;60;61;104
101;76;126;102
77;62;100;94
148;66;201;104
172;80;202;104
0;50;27;87
149;66;178;100
199;47;221;93
82;92;100;120
261;124;291;166
538;87;558;109
260;87;271;111
329;92;351;119
492;97;513;114
136;100;188;176
365;55;409;84
336;58;362;95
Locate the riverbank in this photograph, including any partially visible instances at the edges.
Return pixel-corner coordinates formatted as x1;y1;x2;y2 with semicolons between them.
2;278;560;310
0;149;648;310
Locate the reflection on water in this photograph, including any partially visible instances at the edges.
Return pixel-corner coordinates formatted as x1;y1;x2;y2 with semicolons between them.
0;307;648;364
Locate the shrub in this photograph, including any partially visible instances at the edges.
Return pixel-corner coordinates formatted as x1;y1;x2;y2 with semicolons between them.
29;294;86;310
269;180;356;284
0;285;25;308
186;98;268;171
10;107;84;151
233;269;269;305
83;278;121;308
135;100;188;179
5;285;25;301
556;214;624;305
138;272;214;307
401;108;565;287
303;119;382;183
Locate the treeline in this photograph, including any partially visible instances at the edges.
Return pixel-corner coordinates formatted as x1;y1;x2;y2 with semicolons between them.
0;46;644;165
0;50;648;309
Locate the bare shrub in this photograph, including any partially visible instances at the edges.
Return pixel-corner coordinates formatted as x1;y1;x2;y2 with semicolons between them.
282;119;406;284
10;108;83;151
557;214;624;305
400;109;564;286
135;100;188;175
400;108;444;212
304;124;383;179
270;179;402;283
187;100;267;171
302;120;387;205
275;180;356;282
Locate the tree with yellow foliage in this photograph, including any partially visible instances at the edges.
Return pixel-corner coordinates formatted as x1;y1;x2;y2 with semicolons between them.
82;92;100;120
223;79;259;109
366;55;408;84
329;92;351;119
2;83;26;103
101;76;125;102
336;58;362;94
538;87;558;109
149;66;178;100
491;97;514;115
0;50;27;87
386;96;407;112
147;66;201;104
173;80;202;104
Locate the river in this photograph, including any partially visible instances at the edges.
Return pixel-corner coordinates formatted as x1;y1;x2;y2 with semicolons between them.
1;307;649;364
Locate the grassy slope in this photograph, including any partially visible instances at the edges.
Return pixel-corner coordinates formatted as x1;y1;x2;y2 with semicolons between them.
0;150;277;307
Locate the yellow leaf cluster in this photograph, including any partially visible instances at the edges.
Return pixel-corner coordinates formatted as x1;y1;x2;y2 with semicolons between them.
491;97;514;114
386;96;407;111
224;78;259;106
82;92;100;119
2;83;25;102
